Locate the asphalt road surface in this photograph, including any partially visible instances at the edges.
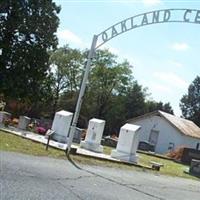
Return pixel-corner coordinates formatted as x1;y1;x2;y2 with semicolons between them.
1;151;200;200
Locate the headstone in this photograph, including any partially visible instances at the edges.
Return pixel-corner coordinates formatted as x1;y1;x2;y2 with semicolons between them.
73;127;83;144
189;159;200;177
111;123;141;163
181;148;200;164
0;111;11;123
18;116;31;130
80;118;105;153
51;110;73;143
138;141;155;152
103;136;118;148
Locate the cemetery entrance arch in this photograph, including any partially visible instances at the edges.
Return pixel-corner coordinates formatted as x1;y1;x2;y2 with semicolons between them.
67;8;200;152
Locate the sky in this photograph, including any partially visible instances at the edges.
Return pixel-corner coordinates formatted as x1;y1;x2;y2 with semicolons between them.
54;0;200;116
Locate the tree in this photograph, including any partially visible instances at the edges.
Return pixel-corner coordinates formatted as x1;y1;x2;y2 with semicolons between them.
40;46;174;134
79;49;149;133
74;49;174;134
104;81;147;134
0;0;60;113
83;50;133;119
124;82;147;119
180;76;200;126
145;101;174;114
49;46;84;114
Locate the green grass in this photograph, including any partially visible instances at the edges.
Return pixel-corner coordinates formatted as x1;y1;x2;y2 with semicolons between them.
0;131;136;170
103;145;113;155
138;153;192;178
0;130;198;180
0;130;67;158
102;145;195;179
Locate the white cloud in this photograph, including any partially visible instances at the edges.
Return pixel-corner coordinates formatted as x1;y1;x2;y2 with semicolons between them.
171;43;189;51
142;0;161;6
57;29;86;47
150;82;172;93
153;72;188;89
169;60;183;68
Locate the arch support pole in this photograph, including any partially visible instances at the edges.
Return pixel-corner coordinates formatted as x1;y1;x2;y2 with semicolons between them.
66;35;98;156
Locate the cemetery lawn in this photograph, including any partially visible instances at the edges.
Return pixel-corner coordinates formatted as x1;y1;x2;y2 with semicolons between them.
0;131;197;180
103;146;195;179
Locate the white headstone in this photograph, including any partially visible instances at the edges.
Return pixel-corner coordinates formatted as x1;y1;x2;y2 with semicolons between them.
111;123;141;163
0;111;11;123
51;110;73;143
18;116;31;130
80;118;105;153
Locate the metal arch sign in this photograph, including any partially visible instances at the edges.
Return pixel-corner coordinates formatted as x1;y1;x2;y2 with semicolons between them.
95;8;200;49
66;8;200;153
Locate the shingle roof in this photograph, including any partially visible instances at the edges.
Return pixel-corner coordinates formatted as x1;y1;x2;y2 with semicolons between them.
128;110;200;139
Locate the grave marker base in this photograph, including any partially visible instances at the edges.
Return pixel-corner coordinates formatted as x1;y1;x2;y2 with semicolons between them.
80;141;103;153
111;149;138;163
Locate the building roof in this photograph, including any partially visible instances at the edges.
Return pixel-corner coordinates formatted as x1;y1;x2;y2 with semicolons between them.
128;110;200;139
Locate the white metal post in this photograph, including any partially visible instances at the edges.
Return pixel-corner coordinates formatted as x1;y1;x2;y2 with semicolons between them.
66;35;98;155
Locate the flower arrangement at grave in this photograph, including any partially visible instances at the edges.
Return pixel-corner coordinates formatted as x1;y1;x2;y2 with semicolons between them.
11;118;19;127
35;126;47;135
34;120;52;135
28;122;35;132
0;93;6;111
3;118;11;127
0;100;6;111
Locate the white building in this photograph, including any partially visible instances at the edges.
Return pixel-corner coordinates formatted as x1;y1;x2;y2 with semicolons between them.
128;110;200;154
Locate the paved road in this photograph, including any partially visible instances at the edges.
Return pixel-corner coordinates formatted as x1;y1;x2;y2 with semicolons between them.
1;151;200;200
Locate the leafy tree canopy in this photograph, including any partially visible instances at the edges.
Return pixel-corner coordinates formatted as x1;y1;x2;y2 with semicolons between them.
145;101;174;114
180;76;200;126
53;48;174;133
49;46;84;114
83;49;133;119
0;0;60;106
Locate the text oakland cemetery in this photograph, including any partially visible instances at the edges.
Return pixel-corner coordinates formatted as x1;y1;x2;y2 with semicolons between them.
96;9;200;48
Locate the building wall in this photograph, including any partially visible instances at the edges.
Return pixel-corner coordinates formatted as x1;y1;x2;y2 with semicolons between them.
129;115;200;154
181;135;200;150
